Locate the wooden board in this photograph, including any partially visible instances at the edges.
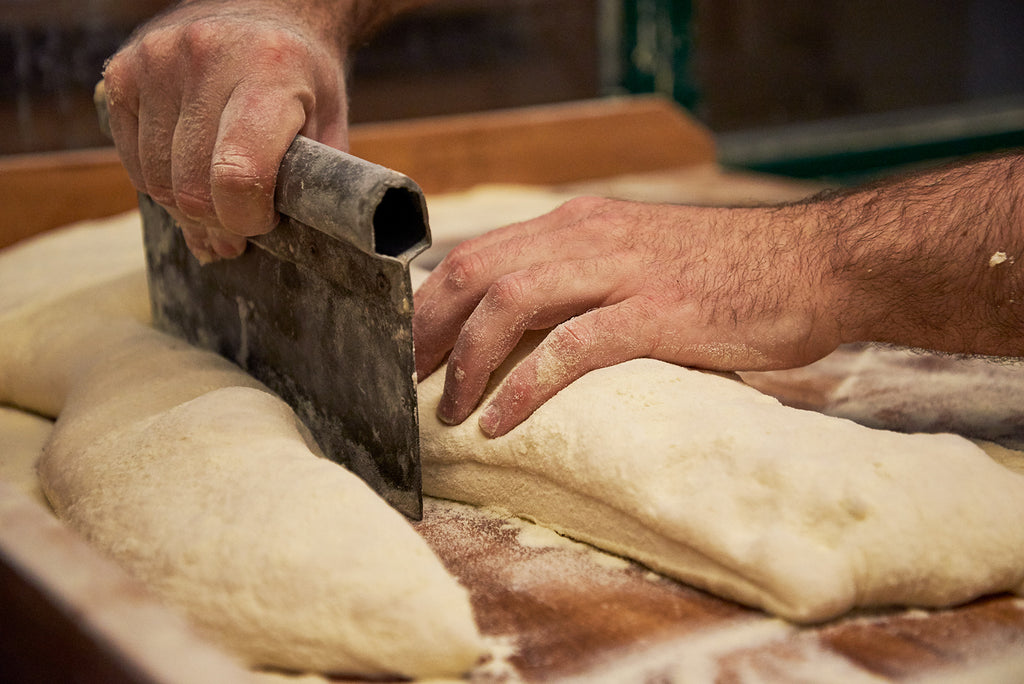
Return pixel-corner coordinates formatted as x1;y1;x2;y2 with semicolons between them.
0;96;714;250
414;498;1024;683
0;147;138;250
349;96;716;194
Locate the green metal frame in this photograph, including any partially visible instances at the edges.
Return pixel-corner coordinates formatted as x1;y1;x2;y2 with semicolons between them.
618;0;699;111
613;2;1023;180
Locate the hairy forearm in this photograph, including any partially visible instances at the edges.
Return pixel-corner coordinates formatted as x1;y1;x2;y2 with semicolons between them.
813;153;1024;356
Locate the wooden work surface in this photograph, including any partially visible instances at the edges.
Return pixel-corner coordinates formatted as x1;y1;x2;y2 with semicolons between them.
415;498;1024;683
3;96;1024;682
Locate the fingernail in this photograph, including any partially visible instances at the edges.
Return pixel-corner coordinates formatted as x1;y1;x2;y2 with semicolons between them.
478;402;501;437
436;395;458;425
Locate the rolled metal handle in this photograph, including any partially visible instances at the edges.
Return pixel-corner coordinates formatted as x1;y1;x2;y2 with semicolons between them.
274;135;430;261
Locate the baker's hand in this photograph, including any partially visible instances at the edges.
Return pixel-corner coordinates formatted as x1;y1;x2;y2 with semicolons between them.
413;197;843;437
103;1;349;262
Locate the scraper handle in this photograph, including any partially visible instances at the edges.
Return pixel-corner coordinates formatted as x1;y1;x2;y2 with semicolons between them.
274;136;430;262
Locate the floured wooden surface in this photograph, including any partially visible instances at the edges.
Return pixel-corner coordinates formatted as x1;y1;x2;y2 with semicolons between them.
823;346;1024;450
410;497;1024;683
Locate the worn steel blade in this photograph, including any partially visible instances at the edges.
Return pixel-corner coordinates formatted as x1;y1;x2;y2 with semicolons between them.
139;136;428;519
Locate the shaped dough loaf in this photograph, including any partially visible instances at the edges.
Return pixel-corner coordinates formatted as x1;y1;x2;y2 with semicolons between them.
419;336;1024;623
0;218;484;679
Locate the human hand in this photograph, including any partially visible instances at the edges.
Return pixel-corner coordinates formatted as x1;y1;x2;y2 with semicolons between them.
102;1;349;262
413;196;843;437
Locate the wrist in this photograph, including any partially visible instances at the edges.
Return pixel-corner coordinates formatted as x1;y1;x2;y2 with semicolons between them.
813;186;944;349
767;202;848;361
698;203;845;368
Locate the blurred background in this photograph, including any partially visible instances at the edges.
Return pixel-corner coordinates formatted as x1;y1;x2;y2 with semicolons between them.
2;0;1022;180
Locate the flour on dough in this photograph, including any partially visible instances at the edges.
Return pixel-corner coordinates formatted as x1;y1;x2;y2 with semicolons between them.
419;335;1024;623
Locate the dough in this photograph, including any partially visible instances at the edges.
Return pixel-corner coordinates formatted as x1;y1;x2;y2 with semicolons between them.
0;218;484;679
419;334;1024;623
0;213;151;416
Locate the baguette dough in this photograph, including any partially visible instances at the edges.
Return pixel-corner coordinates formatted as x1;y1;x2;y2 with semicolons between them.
419;335;1024;623
0;218;484;679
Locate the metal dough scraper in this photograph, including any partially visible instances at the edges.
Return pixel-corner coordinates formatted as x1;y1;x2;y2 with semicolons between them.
97;84;429;519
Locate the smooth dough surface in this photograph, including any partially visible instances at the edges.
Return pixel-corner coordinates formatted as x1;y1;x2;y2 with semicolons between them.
419;336;1024;623
0;218;484;678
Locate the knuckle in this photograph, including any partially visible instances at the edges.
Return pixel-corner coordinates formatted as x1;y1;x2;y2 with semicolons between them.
629;293;666;323
550;196;611;240
561;195;604;214
618;296;662;355
251;31;307;67
210;150;273;196
182;19;251;61
550;317;593;355
180;19;221;58
494;371;534;407
487;273;531;313
101;52;129;86
243;27;310;71
560;195;609;225
178;20;307;72
441;246;490;292
132;27;181;67
530;325;590;391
